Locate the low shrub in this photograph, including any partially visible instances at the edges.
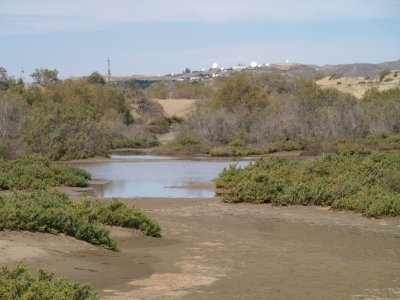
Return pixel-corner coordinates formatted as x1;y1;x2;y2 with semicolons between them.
154;137;202;155
215;153;400;217
0;191;118;250
302;134;400;156
147;117;172;134
0;141;14;160
0;157;91;190
0;263;98;300
302;140;371;156
112;135;159;149
364;134;400;151
379;69;391;81
70;199;161;237
209;139;263;157
265;140;304;153
0;191;161;250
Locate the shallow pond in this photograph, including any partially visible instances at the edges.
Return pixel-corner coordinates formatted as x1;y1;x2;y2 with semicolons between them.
74;155;251;198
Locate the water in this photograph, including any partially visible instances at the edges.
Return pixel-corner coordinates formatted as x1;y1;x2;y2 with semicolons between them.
74;156;250;198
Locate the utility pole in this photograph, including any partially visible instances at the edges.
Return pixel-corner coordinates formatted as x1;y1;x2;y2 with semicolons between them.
107;57;111;82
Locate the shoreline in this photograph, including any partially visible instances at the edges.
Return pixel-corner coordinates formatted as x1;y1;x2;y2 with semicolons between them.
1;196;399;299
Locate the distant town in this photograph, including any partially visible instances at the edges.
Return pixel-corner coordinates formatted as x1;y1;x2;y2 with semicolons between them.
106;59;400;86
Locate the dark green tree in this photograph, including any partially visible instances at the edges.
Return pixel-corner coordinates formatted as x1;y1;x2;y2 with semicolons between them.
87;71;106;85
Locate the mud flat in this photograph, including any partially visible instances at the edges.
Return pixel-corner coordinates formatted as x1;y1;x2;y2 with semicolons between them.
1;197;399;299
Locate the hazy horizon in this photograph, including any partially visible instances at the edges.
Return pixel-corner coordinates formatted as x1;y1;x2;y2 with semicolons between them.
1;0;399;79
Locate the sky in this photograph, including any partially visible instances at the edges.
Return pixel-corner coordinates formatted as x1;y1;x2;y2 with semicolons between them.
0;0;399;79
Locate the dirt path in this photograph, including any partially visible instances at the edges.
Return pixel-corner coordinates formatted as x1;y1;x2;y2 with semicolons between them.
1;198;399;299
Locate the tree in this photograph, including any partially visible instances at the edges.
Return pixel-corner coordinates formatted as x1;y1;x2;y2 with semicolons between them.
87;71;106;85
30;68;59;84
213;74;269;112
0;67;13;91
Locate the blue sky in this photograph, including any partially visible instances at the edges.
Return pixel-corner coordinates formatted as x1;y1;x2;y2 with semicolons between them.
0;0;399;79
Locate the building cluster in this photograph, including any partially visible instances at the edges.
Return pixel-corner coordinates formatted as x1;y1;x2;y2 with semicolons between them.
167;61;276;82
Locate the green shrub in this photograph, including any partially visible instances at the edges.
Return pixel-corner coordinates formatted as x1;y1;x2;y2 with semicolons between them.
215;153;400;217
0;191;117;250
265;141;304;153
112;135;159;149
209;139;262;157
147;117;172;134
0;263;98;300
211;74;269;112
22;102;112;160
0;141;13;160
154;137;201;155
0;191;161;250
70;199;161;237
364;134;400;151
0;157;91;191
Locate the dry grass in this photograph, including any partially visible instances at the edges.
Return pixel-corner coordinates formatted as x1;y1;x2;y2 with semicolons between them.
316;72;400;98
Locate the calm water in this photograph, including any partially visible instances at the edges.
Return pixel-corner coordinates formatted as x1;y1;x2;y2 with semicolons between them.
75;156;250;198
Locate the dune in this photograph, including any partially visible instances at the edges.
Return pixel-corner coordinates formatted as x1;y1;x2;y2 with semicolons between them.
154;99;198;118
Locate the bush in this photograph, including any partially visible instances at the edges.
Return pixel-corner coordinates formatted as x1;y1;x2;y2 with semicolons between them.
0;263;98;300
211;74;269;113
112;135;159;149
0;157;91;190
379;69;391;81
0;191;117;250
147;117;172;134
0;141;14;160
70;199;161;237
209;139;262;157
154;137;202;155
215;153;400;217
265;141;303;153
22;102;112;160
0;191;161;250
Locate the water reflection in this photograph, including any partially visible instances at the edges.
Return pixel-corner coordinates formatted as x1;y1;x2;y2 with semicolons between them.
75;159;250;198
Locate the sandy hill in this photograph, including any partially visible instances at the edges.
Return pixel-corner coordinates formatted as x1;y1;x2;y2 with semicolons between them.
316;71;400;98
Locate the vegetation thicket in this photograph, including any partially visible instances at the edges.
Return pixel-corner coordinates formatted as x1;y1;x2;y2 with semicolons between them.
0;190;161;250
0;263;98;300
177;73;400;155
0;67;159;160
215;152;400;217
2;66;400;159
0;157;91;190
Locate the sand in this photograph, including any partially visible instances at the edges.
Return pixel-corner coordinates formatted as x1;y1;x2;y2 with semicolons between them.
1;197;399;299
154;99;197;118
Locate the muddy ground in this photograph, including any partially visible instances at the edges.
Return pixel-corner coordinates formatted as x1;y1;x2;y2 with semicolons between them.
1;197;399;300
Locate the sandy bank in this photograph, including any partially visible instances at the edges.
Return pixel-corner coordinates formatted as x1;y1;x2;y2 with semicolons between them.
1;197;399;299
